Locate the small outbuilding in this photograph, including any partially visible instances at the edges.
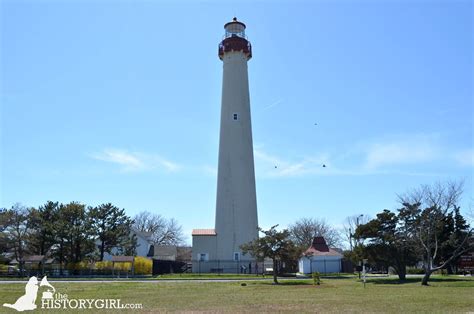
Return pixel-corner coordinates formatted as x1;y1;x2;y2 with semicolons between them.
299;237;343;274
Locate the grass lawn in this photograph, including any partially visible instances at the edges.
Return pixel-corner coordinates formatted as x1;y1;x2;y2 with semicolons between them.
1;276;473;313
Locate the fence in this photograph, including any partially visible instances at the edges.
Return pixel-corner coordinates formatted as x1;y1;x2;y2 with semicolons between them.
0;264;148;278
192;260;268;275
152;260;190;275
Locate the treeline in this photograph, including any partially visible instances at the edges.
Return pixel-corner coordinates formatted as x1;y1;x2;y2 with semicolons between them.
239;180;472;286
347;181;473;285
0;201;184;274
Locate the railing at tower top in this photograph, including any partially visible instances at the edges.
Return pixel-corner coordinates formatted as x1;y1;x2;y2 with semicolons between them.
218;36;252;60
222;33;248;40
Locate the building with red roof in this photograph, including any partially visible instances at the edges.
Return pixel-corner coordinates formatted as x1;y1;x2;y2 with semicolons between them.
299;237;343;274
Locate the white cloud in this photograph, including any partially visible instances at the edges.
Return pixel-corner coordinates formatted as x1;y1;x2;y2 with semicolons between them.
201;165;217;176
453;149;474;167
91;149;144;171
262;99;283;111
363;136;438;170
90;149;180;172
253;135;444;178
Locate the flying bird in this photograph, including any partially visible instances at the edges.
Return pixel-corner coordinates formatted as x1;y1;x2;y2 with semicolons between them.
322;164;326;168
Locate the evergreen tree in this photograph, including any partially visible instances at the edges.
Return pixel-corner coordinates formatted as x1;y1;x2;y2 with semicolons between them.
240;225;301;284
28;201;58;256
356;209;418;280
90;203;134;261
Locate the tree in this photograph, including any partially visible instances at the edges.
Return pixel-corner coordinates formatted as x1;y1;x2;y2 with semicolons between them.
398;180;472;285
240;225;301;284
119;233;138;256
410;203;471;285
0;208;9;256
343;214;370;251
63;202;95;263
288;217;342;249
133;211;184;246
90;203;134;261
356;209;418;280
52;204;70;275
451;206;470;272
51;202;95;273
28;201;58;256
397;180;464;213
1;204;32;275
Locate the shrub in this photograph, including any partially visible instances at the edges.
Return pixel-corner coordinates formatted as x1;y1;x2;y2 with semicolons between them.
134;256;152;275
312;272;321;285
66;261;91;271
407;267;425;275
95;257;151;274
95;261;113;270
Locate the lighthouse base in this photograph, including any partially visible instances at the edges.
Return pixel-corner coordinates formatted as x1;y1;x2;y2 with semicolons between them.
192;231;258;274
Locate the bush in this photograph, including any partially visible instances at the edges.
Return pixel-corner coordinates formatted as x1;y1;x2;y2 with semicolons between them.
95;261;113;270
407;267;425;274
94;257;151;275
312;272;321;285
66;261;91;271
134;257;152;275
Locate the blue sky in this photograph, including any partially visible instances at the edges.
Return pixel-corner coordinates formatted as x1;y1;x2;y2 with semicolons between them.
1;0;472;245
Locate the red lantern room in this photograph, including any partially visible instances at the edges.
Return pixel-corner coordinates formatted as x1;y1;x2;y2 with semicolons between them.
218;17;252;60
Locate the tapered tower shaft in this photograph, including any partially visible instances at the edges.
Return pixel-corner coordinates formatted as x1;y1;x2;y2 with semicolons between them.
214;18;258;260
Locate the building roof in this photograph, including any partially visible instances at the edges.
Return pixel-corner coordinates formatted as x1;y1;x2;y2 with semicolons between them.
176;246;192;261
132;228;154;242
9;255;55;264
149;245;177;261
24;255;45;263
192;229;217;236
303;237;343;257
111;256;135;263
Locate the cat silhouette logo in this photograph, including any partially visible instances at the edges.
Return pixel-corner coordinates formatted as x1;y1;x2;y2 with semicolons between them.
3;276;55;312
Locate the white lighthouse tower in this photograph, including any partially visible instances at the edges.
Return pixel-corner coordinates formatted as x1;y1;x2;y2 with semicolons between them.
192;18;258;272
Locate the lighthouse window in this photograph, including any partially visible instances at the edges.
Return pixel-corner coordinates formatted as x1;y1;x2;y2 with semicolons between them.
233;252;241;261
233;113;239;121
198;253;209;261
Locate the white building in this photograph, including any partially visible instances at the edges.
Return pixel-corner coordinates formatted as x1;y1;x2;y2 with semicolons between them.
192;18;258;273
101;229;153;261
299;237;343;274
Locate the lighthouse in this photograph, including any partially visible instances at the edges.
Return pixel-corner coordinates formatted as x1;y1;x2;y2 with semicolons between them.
192;18;258;272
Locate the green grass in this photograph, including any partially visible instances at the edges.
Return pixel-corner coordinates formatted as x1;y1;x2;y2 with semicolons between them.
1;276;473;313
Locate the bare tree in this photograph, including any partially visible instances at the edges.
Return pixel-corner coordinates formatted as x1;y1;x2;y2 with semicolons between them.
343;214;370;250
133;211;184;246
466;197;474;226
288;217;342;248
397;180;464;213
1;204;32;275
398;180;472;285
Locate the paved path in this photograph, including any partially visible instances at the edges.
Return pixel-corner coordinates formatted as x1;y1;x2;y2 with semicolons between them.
0;274;404;284
0;278;281;284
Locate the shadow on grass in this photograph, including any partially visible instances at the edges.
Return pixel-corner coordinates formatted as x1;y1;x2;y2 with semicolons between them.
252;280;313;286
369;277;473;285
321;275;356;280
